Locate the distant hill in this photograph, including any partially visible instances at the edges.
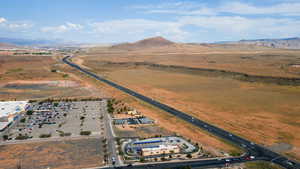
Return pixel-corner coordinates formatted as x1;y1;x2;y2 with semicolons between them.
111;36;175;50
221;37;300;49
0;42;18;49
0;37;60;46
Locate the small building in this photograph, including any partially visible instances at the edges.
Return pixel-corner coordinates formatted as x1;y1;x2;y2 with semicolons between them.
142;144;180;156
0;101;28;132
127;109;138;116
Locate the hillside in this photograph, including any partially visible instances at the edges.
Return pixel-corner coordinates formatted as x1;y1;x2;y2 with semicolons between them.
0;37;59;46
226;37;300;49
111;36;175;50
0;43;17;49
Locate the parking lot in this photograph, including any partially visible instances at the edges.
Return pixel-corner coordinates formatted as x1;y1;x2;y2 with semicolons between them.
113;117;154;125
5;100;107;140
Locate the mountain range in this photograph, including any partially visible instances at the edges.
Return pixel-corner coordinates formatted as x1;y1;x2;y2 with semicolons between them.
1;36;300;49
0;37;60;46
220;37;300;49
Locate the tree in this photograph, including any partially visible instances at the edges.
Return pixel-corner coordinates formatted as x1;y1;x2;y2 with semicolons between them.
80;131;91;136
186;153;192;159
140;157;145;162
20;118;26;123
26;110;33;116
3;135;8;140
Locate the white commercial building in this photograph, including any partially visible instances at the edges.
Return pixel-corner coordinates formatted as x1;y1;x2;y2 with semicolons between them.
0;101;28;132
142;144;180;156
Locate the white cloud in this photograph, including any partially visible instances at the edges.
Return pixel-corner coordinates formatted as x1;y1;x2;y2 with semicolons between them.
178;16;300;40
0;17;6;24
7;23;32;29
83;14;300;42
133;1;300;16
90;19;188;41
0;17;33;31
41;22;83;33
220;2;300;16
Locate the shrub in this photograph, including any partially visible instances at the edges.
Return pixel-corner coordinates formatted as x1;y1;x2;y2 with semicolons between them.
15;134;30;140
229;149;242;156
62;74;69;78
60;132;71;137
26;110;33;116
3;135;8;140
139;157;145;162
107;99;115;113
39;133;51;138
20;118;26;123
186;153;192;158
80;131;91;136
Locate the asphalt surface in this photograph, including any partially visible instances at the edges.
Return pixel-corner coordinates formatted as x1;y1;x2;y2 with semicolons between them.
104;100;122;166
63;56;300;169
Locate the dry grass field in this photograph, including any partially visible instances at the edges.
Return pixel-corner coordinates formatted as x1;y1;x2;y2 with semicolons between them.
0;138;105;169
80;44;300;78
0;54;103;100
63;62;240;156
76;44;300;160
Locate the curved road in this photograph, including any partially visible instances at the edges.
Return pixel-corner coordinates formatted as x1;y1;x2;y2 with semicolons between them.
63;56;299;169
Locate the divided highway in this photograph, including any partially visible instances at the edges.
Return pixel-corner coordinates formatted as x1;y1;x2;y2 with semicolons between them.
63;56;299;169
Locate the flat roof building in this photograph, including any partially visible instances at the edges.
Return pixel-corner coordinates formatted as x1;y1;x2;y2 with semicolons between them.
0;101;28;131
142;144;180;156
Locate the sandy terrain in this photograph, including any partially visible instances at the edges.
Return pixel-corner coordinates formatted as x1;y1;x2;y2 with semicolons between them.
0;54;106;100
77;45;300;160
0;138;104;169
82;45;300;78
63;65;241;156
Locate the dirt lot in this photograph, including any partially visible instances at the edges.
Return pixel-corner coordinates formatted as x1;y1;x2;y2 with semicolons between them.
76;46;300;160
0;138;104;169
0;54;104;100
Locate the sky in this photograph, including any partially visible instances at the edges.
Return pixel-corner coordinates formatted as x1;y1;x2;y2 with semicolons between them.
0;0;300;43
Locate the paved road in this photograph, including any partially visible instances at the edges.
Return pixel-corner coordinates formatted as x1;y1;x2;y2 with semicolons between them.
63;55;300;169
103;100;122;166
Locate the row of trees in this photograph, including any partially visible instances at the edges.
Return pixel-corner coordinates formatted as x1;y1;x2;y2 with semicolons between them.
29;97;104;103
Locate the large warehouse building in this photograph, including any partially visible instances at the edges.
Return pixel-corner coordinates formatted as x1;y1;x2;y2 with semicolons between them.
0;101;29;132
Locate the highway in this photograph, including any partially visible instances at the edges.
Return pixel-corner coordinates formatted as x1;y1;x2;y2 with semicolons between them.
63;55;300;169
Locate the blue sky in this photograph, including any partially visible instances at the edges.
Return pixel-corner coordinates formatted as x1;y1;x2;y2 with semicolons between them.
0;0;300;43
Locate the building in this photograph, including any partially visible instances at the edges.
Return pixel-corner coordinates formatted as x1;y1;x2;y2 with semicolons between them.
125;136;196;158
127;109;138;116
0;101;28;132
142;144;180;156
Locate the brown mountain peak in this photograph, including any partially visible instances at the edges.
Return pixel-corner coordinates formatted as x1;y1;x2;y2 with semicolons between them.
111;36;175;50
